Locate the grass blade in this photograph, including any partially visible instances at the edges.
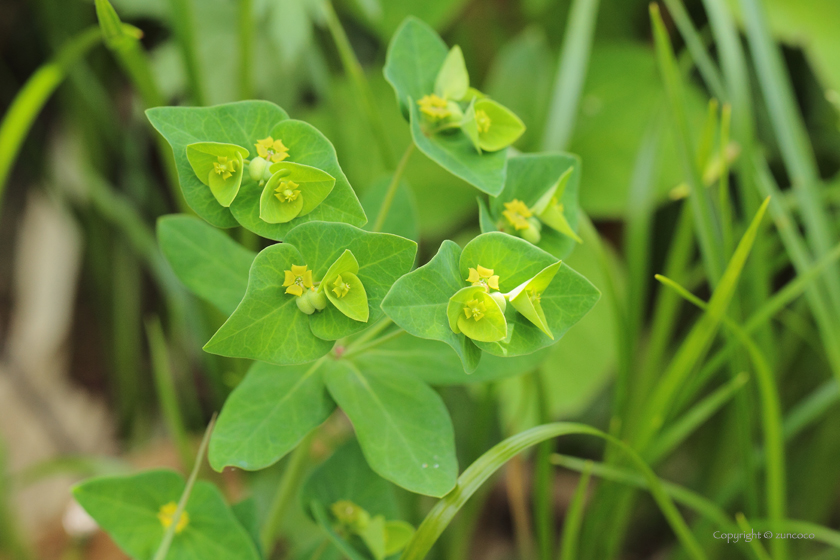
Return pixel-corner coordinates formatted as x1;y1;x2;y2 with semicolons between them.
558;461;592;560
165;0;206;105
400;423;707;560
0;27;102;211
736;513;773;560
541;0;600;151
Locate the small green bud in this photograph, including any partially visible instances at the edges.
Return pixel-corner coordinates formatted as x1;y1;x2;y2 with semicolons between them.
521;219;542;244
490;291;507;313
296;292;316;314
249;156;267;182
310;289;328;311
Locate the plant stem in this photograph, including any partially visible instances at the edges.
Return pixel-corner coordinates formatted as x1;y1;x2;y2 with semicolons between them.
558;461;591;560
260;431;316;553
166;0;206;105
152;415;216;560
322;1;395;167
341;328;405;359
372;143;414;232
237;0;253;100
506;455;536;560
0;26;102;215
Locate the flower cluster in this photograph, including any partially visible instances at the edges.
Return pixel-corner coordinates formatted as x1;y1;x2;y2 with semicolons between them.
282;250;369;322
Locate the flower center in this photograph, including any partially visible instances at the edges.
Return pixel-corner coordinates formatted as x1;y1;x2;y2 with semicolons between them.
274;179;300;203
463;298;486;321
283;264;313;296
213;156;237;179
475;109;491;133
502;199;533;231
418;94;451;120
157;502;189;534
467;266;500;291
332;275;351;298
255;136;290;163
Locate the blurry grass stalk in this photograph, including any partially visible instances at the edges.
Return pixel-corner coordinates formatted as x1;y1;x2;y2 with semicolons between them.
506;455;536;560
558;461;591;560
112;241;143;437
736;513;773;560
145;316;193;471
0;26;102;217
93;0;188;213
165;0;206;105
152;415;215;560
534;372;556;560
542;0;600;151
322;1;396;168
238;0;253;100
372;144;414;232
400;423;706;560
656;273;788;560
0;441;31;560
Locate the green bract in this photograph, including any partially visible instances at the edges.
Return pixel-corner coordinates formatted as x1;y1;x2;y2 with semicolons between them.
447;286;507;342
185;142;249;207
385;17;525;195
258;161;336;224
73;470;260;560
204;222;415;364
382;232;600;371
482;153;582;259
147;103;365;237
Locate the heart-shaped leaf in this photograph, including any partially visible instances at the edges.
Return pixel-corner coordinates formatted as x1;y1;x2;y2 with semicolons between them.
381;240;482;373
209;360;335;471
460;233;601;357
434;45;469;100
285;222;416;341
157;214;255;315
203;243;335;365
229;119;366;240
489;153;582;259
147;101;290;228
383;17;448;119
474;98;526;152
73;470;260;560
323;360;458;497
186;142;250;207
409;98;508;196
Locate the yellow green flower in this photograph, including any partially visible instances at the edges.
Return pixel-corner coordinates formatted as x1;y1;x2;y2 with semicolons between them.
283;264;313;296
475;109;491;133
463;298;486;321
502;199;532;231
466;265;500;290
212;155;238;180
332;274;352;298
447;286;507;343
255;136;290;163
157;502;188;534
274;179;300;203
417;94;451;120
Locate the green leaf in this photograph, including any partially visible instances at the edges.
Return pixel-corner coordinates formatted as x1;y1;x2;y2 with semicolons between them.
352;334;550;386
73;470;260;560
146;101;290;228
323;360;458;497
447;286;507;342
361;176;419;241
326;272;370;323
230;119;366;240
285;222;416;341
381;240;482;373
321;249;361;285
474;98;526;152
230;498;261;557
300;439;399;521
490;153;582;259
209;360;335;471
460;98;481;153
157;214;255;315
185;142;249;207
507;261;562;338
383;17;448;119
384;521;416;555
408;97;508;196
203;243;335;365
434;45;469;101
259;162;336;224
460;233;600;357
